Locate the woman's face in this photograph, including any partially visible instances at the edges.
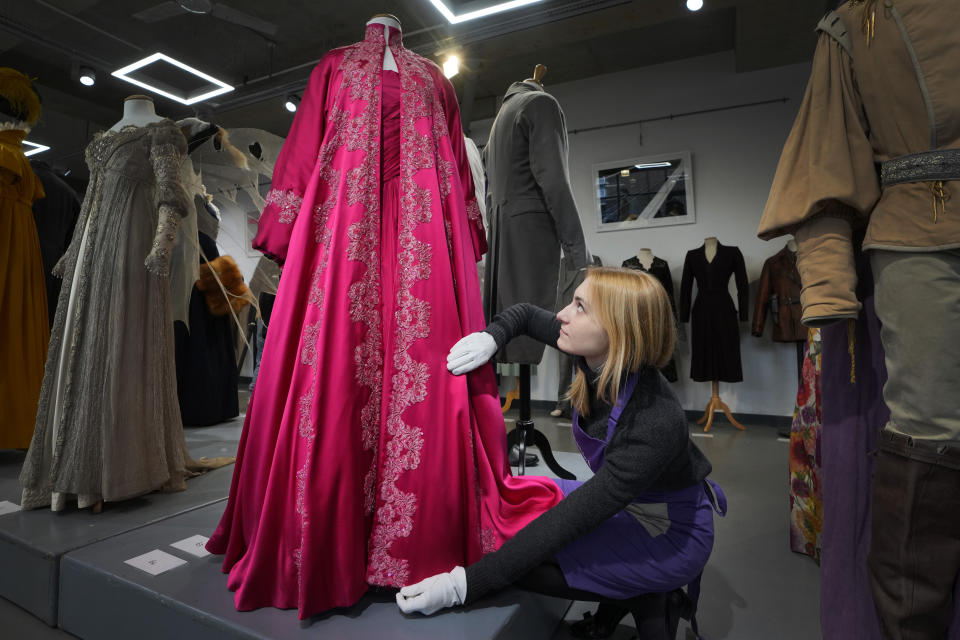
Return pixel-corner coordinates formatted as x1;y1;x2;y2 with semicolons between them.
556;279;610;367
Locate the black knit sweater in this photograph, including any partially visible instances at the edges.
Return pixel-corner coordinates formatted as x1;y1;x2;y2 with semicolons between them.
464;304;712;604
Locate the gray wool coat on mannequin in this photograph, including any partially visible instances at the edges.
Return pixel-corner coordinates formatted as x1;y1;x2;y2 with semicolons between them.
482;81;587;364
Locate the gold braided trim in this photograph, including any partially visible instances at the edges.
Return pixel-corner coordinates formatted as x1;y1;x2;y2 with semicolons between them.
929;181;951;223
851;0;879;45
847;318;857;384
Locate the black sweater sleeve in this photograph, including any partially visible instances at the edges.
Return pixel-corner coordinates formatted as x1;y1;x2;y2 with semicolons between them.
484;303;563;352
463;373;692;604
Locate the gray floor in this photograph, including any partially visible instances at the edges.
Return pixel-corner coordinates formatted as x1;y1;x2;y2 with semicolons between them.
3;405;819;639
2;594;78;639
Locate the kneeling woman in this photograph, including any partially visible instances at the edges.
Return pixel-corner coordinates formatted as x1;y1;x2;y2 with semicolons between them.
397;267;725;639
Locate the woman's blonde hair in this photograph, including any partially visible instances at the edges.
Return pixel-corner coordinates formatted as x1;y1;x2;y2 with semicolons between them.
566;266;675;416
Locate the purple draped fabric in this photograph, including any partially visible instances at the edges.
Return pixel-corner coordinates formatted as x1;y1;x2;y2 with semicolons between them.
819;282;960;639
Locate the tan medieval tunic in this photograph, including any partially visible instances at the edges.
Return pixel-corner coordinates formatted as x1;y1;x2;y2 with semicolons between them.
757;0;960;325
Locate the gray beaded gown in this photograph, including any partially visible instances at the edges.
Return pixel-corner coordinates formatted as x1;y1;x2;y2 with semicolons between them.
20;120;192;511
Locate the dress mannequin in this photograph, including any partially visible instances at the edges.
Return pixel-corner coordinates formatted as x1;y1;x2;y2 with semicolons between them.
366;14;400;72
622;250;679;382
109;95;165;131
704;236;718;263
682;236;747;432
204;25;562;617
489;61;581;479
636;248;654;270
0;67;47;451
752;238;808;384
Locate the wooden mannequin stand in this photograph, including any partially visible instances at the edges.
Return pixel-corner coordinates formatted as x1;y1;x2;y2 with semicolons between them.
505;365;576;479
696;380;746;433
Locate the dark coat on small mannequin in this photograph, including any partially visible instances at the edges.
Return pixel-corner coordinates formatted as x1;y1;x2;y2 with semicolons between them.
622;255;679;382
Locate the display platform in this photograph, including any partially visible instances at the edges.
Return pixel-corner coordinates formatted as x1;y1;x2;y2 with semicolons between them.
59;501;570;640
0;419;242;626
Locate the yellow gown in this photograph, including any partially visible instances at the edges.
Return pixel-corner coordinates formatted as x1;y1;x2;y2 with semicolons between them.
0;127;48;449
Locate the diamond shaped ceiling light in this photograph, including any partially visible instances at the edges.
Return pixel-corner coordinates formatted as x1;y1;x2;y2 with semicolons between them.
427;0;544;24
111;53;234;105
23;140;50;157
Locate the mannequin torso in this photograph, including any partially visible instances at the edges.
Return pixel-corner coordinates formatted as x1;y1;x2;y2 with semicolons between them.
366;14;400;72
110;96;164;131
704;237;718;263
636;248;654;270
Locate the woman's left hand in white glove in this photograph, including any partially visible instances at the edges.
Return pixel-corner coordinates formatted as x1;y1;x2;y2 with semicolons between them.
396;566;466;615
447;332;498;375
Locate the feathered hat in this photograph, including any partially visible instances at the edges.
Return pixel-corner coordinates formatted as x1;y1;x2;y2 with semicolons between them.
0;67;41;127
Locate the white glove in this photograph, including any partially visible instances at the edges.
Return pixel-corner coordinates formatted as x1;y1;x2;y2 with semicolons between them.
396;566;467;616
447;332;498;375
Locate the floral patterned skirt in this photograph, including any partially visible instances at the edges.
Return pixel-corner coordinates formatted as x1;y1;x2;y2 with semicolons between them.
789;328;822;560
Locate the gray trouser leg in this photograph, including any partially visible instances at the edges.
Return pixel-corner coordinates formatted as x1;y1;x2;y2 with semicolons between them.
868;249;960;639
870;249;960;441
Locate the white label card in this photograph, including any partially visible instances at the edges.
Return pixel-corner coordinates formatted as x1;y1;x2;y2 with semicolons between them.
124;550;187;576
0;501;21;516
170;534;211;558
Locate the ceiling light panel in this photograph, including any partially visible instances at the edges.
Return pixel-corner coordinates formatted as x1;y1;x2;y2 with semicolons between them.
23;140;50;157
111;53;234;105
427;0;544;24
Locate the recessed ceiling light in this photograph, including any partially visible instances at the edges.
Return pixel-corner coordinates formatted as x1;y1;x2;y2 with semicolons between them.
427;0;544;24
443;55;460;78
284;94;300;112
23;140;50;157
686;0;704;11
78;66;96;87
111;52;234;105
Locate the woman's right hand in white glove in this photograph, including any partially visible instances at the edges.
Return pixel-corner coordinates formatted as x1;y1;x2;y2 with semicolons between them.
447;332;498;375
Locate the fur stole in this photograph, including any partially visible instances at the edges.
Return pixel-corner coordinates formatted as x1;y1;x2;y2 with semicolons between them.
196;255;252;315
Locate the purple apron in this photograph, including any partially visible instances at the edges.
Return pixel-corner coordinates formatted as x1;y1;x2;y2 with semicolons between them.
554;372;726;637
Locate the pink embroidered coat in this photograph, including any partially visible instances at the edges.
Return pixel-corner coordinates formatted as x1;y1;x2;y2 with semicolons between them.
206;25;563;618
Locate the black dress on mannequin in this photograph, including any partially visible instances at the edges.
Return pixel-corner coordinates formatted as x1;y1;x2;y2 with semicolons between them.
173;201;240;426
679;243;748;382
622;255;679;382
